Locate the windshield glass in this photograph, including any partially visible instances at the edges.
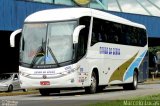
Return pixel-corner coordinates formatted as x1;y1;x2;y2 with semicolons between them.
20;21;77;68
0;74;13;80
20;23;47;65
47;21;75;64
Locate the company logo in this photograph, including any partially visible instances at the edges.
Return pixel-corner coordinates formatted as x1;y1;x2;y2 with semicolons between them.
43;75;47;79
73;0;91;6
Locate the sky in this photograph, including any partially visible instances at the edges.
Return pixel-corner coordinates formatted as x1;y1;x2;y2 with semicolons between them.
31;0;160;17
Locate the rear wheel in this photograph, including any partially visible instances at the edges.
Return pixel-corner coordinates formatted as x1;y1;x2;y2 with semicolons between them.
132;71;138;90
85;72;97;94
123;71;138;90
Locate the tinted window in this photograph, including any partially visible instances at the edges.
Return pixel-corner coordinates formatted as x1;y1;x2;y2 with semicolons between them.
91;18;147;47
77;17;91;60
91;18;107;46
122;25;147;46
105;22;122;44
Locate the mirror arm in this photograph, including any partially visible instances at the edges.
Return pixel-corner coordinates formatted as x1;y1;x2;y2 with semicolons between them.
10;29;22;47
73;25;85;44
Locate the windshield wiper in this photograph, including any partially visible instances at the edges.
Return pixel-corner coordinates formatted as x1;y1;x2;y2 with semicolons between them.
47;46;60;67
30;39;60;68
30;39;46;68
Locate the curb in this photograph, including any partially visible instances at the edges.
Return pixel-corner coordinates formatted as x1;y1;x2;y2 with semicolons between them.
0;91;39;96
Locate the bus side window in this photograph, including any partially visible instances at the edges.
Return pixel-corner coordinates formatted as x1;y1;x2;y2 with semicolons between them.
91;18;98;46
140;29;147;47
77;28;88;59
77;16;90;60
91;32;97;43
91;18;107;46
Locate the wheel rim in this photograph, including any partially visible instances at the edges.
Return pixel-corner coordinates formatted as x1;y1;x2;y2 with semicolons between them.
91;74;96;92
133;73;137;87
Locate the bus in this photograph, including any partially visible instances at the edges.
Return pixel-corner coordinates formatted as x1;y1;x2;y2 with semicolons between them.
10;8;148;96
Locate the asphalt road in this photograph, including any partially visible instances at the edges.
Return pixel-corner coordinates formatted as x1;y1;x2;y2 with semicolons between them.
0;84;160;106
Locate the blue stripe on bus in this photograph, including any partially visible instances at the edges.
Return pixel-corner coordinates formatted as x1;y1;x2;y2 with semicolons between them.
124;50;147;81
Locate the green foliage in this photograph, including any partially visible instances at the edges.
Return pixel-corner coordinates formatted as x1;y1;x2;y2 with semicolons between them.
87;101;123;106
86;94;160;106
149;46;160;55
135;94;160;100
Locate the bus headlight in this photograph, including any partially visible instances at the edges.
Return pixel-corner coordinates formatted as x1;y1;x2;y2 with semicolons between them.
61;66;80;75
61;71;68;75
61;69;73;75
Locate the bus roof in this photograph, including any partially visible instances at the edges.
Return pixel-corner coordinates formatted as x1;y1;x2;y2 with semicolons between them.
25;8;146;29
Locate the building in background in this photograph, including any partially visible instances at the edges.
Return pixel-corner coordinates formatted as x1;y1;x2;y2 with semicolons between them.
0;0;160;73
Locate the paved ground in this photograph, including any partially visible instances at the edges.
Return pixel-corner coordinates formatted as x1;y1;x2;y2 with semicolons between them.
0;84;160;106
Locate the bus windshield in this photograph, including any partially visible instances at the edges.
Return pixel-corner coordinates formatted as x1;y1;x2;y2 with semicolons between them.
20;21;77;68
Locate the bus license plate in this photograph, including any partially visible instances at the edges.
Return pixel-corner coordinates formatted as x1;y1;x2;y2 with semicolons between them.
40;81;50;85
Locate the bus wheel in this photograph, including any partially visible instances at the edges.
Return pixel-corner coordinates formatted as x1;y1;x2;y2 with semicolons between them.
51;89;60;94
85;72;97;94
132;71;138;90
39;89;50;96
123;71;138;90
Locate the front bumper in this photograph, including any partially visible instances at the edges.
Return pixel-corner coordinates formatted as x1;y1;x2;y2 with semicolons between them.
20;71;84;89
0;86;8;92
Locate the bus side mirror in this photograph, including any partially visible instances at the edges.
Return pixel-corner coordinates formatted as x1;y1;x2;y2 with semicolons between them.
73;25;85;44
10;29;22;47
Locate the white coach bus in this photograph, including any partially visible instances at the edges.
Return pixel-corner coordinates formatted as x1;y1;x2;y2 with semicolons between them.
10;8;148;96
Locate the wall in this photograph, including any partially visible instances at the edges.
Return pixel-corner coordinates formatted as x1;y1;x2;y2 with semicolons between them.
0;0;160;37
0;0;66;31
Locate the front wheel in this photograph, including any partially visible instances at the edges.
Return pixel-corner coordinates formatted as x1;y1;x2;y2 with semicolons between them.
23;89;28;92
39;89;60;96
39;89;50;96
85;72;97;94
123;71;138;90
7;85;13;92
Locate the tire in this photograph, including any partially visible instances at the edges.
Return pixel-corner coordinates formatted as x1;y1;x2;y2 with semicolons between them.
7;85;13;92
52;89;60;94
23;89;28;92
85;72;97;94
132;71;138;90
39;89;60;96
123;71;138;90
39;89;50;96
